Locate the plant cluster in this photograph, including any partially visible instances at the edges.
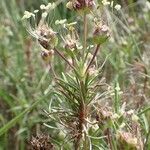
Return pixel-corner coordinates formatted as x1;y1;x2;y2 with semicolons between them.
0;0;147;150
0;0;148;149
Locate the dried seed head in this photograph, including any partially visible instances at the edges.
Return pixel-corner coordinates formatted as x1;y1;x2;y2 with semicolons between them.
96;107;113;122
66;1;74;10
41;49;54;62
30;134;54;150
66;0;95;12
65;34;77;50
36;24;58;49
88;65;98;76
93;24;110;44
117;131;138;149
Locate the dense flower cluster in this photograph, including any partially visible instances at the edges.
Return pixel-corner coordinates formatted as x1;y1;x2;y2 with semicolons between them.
66;0;95;11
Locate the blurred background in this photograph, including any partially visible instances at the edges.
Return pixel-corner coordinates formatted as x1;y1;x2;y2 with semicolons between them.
0;0;150;149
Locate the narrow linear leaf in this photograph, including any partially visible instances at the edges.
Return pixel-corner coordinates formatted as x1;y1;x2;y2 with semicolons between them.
0;95;46;136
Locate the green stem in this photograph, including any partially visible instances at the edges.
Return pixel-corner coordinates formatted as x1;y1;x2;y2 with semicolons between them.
138;106;150;116
83;138;87;150
83;12;87;58
107;129;113;150
144;128;150;150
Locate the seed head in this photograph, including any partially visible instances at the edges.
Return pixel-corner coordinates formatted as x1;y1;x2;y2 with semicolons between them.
30;134;54;150
117;131;138;149
93;24;110;44
41;49;54;62
36;24;58;50
65;34;77;51
88;65;98;76
66;0;95;12
66;1;74;10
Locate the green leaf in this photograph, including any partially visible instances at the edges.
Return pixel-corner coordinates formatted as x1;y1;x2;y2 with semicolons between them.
0;95;46;136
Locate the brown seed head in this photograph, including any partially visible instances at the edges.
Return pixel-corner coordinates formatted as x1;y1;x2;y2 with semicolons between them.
117;131;138;149
67;0;95;11
93;24;110;44
30;134;54;150
65;35;77;50
36;24;58;49
41;49;54;62
93;25;110;37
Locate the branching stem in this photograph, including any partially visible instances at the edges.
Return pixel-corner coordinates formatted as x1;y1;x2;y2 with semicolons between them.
86;44;100;73
54;47;75;70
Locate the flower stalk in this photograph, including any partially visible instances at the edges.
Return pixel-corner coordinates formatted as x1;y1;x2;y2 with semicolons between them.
83;12;88;58
86;44;100;73
54;47;75;70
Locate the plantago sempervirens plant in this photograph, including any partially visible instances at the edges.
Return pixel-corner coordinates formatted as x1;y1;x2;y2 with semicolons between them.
22;1;144;149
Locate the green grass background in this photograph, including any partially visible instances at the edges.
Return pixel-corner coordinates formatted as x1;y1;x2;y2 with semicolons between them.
0;0;150;149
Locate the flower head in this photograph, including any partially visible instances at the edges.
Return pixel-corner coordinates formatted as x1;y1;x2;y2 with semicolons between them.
41;49;54;62
64;34;77;51
40;3;56;11
30;134;54;150
36;24;58;49
93;24;110;44
23;6;58;50
102;0;110;6
114;4;121;11
55;19;67;25
117;131;138;149
34;10;39;13
66;0;95;12
22;11;35;20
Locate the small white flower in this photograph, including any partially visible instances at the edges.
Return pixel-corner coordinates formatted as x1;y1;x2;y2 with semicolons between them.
112;113;119;119
64;22;77;29
92;124;99;130
55;19;67;25
87;53;93;59
40;3;56;11
101;25;109;32
132;114;139;122
89;45;94;48
40;4;46;10
146;1;150;10
120;123;126;129
59;130;66;138
115;84;120;91
110;1;114;7
45;3;52;10
120;102;126;115
77;45;83;50
102;0;110;6
42;12;48;18
51;3;56;9
87;45;94;49
127;109;134;115
22;11;35;20
34;10;39;13
66;22;77;27
46;3;56;10
114;4;121;11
